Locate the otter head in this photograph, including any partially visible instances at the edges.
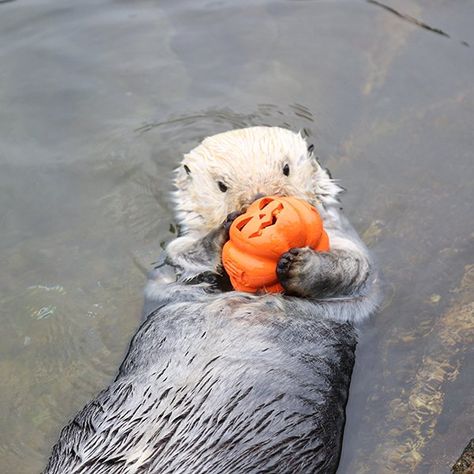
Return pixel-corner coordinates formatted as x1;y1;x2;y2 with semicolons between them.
173;126;341;235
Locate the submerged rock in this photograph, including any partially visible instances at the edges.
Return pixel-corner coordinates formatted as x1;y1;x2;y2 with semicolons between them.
452;439;474;474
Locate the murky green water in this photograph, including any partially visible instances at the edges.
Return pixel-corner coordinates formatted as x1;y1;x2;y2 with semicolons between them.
0;0;473;472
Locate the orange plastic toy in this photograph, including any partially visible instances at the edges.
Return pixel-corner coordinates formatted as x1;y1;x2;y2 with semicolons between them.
222;196;330;293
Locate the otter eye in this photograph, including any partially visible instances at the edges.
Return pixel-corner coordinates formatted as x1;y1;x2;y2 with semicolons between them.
183;165;191;175
308;144;314;154
283;163;290;176
218;181;228;193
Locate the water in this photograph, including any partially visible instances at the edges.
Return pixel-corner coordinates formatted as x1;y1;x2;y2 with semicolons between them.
0;0;473;472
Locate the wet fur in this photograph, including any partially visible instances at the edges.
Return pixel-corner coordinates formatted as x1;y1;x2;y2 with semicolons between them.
44;127;379;473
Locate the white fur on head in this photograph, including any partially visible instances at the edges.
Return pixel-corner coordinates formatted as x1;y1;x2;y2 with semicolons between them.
173;126;342;235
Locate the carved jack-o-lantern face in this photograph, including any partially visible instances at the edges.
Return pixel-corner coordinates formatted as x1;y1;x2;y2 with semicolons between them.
222;196;330;293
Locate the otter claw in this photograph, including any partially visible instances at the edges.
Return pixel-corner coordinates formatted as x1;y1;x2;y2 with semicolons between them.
276;248;298;279
223;211;244;235
187;271;220;286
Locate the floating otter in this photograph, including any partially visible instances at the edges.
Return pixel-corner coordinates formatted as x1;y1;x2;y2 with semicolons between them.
44;127;379;473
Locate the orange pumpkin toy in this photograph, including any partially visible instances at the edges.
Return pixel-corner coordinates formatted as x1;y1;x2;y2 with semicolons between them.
222;196;330;293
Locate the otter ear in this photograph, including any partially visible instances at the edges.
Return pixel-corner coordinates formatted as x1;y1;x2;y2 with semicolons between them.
175;162;192;190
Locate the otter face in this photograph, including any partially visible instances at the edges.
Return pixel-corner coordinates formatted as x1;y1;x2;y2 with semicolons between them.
173;126;341;234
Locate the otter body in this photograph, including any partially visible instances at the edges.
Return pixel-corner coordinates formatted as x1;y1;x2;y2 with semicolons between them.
46;289;356;473
44;127;379;473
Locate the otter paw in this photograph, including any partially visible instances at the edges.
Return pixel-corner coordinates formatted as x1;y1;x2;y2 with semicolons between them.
223;211;244;236
277;247;315;296
186;271;222;289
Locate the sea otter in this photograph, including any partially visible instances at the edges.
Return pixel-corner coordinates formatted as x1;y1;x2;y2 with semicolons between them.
44;127;379;473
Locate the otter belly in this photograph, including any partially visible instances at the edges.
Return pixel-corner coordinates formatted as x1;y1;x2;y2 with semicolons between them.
44;295;356;474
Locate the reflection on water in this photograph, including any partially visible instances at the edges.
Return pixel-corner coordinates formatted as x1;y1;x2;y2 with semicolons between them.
0;0;472;472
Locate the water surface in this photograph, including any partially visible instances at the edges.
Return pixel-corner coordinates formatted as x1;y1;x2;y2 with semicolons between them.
0;0;473;472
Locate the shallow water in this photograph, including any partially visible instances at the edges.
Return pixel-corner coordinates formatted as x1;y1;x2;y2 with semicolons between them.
0;0;473;472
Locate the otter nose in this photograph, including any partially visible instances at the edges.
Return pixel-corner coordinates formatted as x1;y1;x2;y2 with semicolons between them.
238;193;267;211
252;192;266;202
